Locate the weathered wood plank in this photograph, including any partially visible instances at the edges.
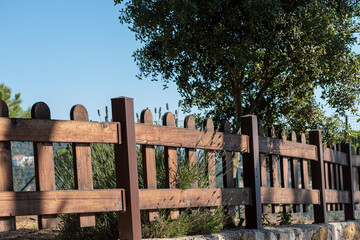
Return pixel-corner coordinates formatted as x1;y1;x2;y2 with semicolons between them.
325;189;350;204
289;131;300;213
259;136;317;160
135;123;249;152
269;127;280;213
185;116;198;188
352;155;360;167
279;130;290;213
112;97;142;240
0;100;16;232
260;187;320;205
32;102;57;229
0;118;120;143
140;109;158;222
300;133;310;212
163;112;179;219
259;125;269;213
309;130;327;223
323;147;348;165
204;119;216;188
0;189;125;216
139;188;251;210
71;105;95;228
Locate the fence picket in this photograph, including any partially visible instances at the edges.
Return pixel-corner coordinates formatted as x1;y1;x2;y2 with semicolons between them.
300;133;310;212
0;100;16;232
341;141;355;220
163;112;179;219
258;124;269;214
185;116;197;188
32;102;57;229
140;109;158;221
269;127;279;213
280;130;290;213
70;105;95;227
204;118;216;188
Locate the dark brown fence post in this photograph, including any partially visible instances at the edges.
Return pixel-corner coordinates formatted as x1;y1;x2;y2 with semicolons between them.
111;97;141;240
0;100;16;231
309;129;327;223
341;141;355;220
32;102;58;229
70;105;95;227
240;115;262;229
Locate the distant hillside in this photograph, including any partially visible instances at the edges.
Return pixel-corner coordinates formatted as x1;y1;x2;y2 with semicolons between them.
11;142;69;157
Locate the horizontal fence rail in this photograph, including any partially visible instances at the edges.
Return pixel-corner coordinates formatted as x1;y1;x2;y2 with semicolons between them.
4;96;360;240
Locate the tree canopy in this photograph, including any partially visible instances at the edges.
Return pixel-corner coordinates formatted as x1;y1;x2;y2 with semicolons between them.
0;83;30;118
117;0;360;142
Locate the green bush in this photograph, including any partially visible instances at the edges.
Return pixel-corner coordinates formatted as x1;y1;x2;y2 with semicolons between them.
55;144;229;239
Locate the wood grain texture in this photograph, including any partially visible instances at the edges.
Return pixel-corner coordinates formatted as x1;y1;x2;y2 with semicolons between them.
0;118;120;143
258;125;268;213
240;115;262;229
112;97;142;240
0;189;125;216
279;130;290;213
300;133;310;212
309;130;327;223
204;118;216;188
185;116;197;188
140;109;158;221
71;105;95;227
0;100;15;231
325;189;350;204
269;127;279;213
289;131;300;213
135;123;249;152
163;112;179;219
341;141;355;220
259;136;317;160
323;147;348;165
139;188;251;209
261;187;320;204
32;102;57;229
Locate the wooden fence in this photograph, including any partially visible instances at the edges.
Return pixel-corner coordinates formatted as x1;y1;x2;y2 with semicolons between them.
1;96;360;240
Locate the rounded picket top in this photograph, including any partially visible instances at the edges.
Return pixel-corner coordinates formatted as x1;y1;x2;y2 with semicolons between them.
0;99;9;117
351;146;356;155
184;115;195;129
203;118;214;132
162;112;175;126
280;130;287;141
300;133;306;144
220;120;231;133
269;126;276;138
140;108;153;124
71;104;88;121
31;102;50;119
258;124;264;136
290;130;297;142
336;143;341;151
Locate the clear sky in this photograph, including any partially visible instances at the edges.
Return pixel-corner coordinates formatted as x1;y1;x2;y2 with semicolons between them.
1;1;359;123
0;1;182;121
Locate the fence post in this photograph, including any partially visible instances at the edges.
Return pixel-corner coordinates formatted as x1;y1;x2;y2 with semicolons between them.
0;100;16;231
111;97;141;240
341;141;355;220
309;130;327;223
240;115;262;229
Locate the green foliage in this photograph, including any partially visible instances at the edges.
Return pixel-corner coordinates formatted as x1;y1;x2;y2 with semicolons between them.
117;0;360;142
55;143;228;239
0;83;30;118
142;207;228;238
277;211;292;225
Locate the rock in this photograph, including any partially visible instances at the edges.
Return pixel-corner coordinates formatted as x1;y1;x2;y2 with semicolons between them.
311;227;328;240
343;223;360;240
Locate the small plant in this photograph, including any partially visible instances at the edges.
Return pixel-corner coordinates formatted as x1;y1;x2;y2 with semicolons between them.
277;210;292;225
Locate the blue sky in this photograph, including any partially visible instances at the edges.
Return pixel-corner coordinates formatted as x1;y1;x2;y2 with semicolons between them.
1;1;359;123
0;1;182;121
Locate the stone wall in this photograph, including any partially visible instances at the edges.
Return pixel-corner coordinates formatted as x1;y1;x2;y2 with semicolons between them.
144;220;360;240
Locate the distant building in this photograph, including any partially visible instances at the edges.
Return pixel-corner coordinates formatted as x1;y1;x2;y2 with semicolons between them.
12;155;34;167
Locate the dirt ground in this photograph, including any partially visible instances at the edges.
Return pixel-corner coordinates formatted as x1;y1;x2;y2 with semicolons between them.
0;216;59;240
